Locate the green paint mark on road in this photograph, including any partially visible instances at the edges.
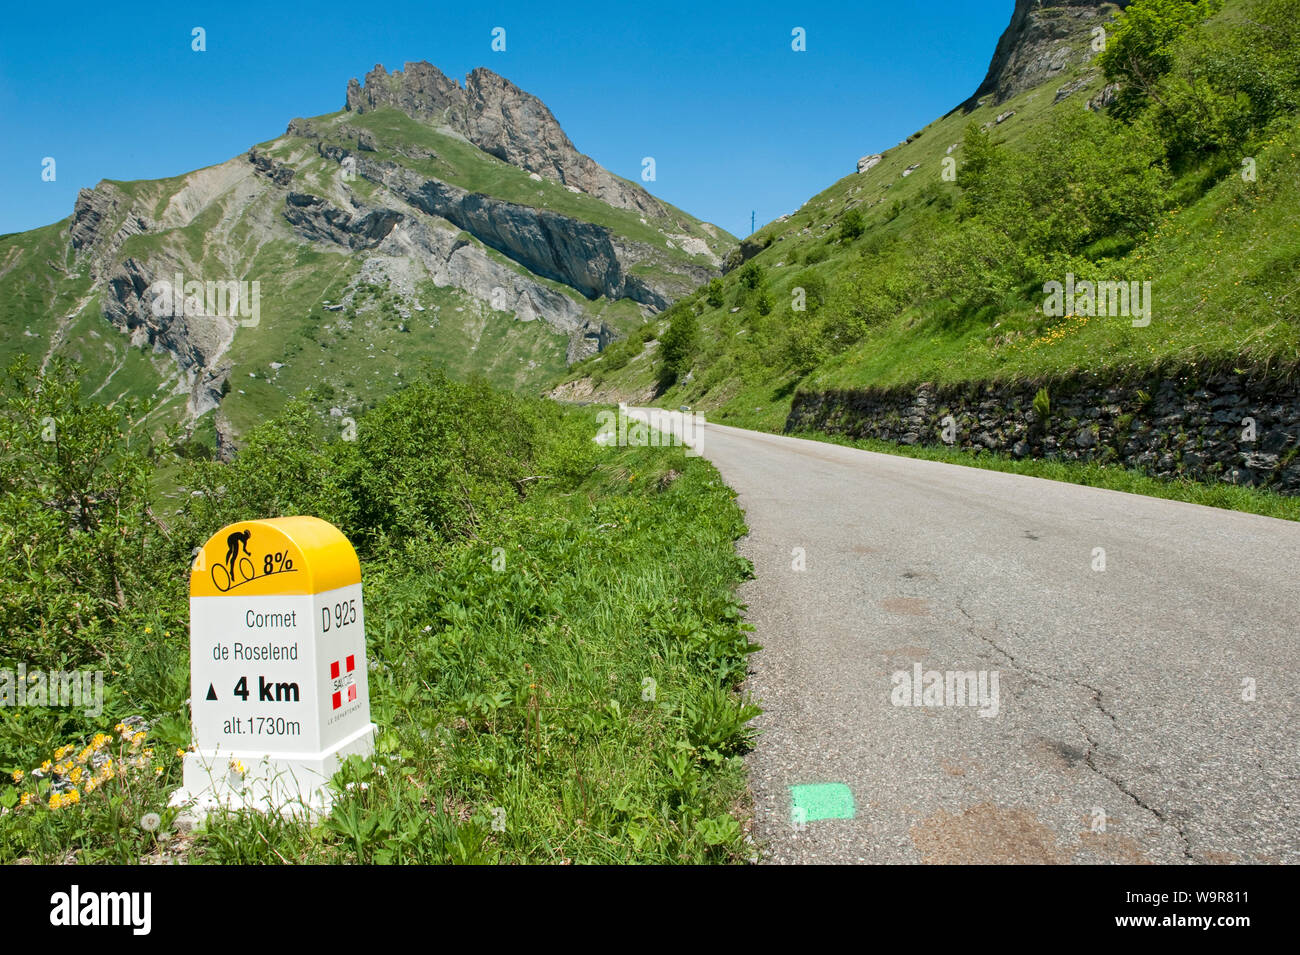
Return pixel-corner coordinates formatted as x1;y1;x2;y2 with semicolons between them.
790;782;855;825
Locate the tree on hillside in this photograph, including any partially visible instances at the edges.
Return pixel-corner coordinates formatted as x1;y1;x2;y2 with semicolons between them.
956;122;1001;213
658;308;698;387
0;357;170;667
1099;0;1223;121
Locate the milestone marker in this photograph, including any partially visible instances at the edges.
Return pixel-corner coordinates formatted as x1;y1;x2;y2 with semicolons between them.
171;516;376;815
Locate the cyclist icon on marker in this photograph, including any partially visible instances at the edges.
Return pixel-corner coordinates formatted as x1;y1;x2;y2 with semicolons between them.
225;529;252;578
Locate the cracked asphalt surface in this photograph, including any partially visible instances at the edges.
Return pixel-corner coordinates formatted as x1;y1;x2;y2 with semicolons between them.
627;409;1300;864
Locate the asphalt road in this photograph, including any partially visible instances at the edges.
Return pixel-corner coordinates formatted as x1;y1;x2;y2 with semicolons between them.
626;408;1300;864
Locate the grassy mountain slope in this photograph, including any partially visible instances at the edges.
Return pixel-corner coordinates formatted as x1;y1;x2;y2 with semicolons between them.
0;66;735;455
556;0;1300;434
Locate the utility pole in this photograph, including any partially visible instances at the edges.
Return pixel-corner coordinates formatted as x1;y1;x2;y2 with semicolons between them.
751;210;755;235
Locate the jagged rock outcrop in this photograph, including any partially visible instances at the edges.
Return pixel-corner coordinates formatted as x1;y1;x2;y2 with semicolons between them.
286;118;319;138
961;1;1129;109
247;149;295;186
401;174;631;300
568;321;614;364
70;186;119;252
69;184;151;278
346;61;462;120
1089;82;1121;111
100;257;234;417
345;62;664;217
722;233;773;273
370;215;589;329
327;149;711;308
857;154;882;174
282;192;401;248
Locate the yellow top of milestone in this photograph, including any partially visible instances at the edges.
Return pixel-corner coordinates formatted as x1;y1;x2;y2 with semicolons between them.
190;516;360;598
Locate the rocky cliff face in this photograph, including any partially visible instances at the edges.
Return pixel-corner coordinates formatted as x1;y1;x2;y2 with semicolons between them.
70;184;151;278
345;62;663;217
100;257;235;417
281;191;401;249
337;152;710;308
276;176;611;362
963;1;1129;108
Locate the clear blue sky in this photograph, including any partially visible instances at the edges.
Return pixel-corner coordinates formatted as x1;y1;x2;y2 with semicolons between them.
0;0;1010;238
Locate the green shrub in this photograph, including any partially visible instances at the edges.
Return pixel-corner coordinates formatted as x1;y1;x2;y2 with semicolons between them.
0;358;172;669
737;261;766;290
803;244;830;265
2;371;757;864
791;269;828;313
659;309;699;386
705;278;725;308
839;208;866;240
1099;0;1223;122
1033;387;1051;422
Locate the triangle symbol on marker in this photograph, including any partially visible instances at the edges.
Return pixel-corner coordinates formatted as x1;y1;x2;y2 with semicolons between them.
206;683;218;701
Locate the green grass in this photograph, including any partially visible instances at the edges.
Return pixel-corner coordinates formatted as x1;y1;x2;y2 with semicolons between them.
804;115;1300;392
0;395;760;864
796;429;1300;522
0;222;92;368
549;74;1094;418
221;271;571;436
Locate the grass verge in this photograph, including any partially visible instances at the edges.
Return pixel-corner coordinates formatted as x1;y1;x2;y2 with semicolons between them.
795;430;1300;522
1;374;759;864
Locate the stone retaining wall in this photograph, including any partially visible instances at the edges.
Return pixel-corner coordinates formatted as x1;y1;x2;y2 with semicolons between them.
786;372;1300;494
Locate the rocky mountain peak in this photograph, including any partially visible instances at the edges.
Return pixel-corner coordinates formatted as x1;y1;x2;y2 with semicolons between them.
345;62;462;120
963;0;1129;108
344;61;662;216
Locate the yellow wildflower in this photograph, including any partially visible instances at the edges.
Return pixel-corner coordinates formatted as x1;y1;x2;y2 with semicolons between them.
10;770;22;783
69;767;82;783
19;793;32;807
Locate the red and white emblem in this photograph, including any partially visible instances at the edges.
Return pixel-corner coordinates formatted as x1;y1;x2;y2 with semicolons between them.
329;654;358;710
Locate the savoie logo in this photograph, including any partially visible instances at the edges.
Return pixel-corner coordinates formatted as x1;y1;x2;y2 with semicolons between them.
49;885;151;936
